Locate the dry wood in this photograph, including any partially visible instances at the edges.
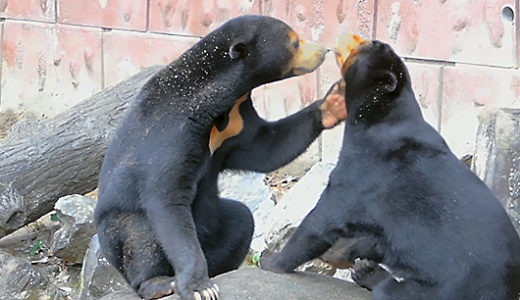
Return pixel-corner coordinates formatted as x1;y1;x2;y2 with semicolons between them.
0;66;161;237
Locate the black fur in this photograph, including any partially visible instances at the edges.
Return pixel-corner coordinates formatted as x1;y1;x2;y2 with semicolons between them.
261;40;520;300
94;15;333;300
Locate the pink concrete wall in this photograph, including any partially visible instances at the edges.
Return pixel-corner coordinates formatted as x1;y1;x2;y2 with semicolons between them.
1;0;519;157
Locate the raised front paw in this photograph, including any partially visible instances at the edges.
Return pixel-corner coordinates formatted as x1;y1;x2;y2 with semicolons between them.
176;278;219;300
321;79;347;129
259;253;290;274
351;258;387;291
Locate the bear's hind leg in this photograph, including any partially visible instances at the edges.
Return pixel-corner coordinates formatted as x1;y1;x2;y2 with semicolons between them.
203;198;254;277
96;212;124;274
98;212;175;299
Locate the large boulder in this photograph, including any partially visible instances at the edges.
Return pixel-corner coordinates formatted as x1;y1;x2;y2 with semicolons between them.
258;162;345;277
79;235;128;300
263;162;335;252
218;171;272;213
98;267;370;300
218;171;275;252
473;108;520;235
50;194;97;264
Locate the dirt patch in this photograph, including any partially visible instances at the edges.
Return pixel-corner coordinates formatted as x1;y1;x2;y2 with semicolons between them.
264;165;311;204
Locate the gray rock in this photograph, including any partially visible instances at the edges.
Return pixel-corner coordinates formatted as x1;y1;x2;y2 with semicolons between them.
0;248;58;300
98;267;370;300
50;194;97;264
218;171;275;252
334;268;354;282
0;211;60;255
259;162;340;274
264;162;335;251
0;212;80;299
218;171;272;213
96;289;139;300
473;108;520;235
79;235;128;300
250;196;276;252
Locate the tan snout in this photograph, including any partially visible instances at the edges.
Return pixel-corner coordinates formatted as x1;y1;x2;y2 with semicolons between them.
334;33;368;74
287;38;327;76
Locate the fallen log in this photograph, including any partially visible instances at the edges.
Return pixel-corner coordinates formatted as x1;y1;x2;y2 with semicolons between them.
0;66;161;237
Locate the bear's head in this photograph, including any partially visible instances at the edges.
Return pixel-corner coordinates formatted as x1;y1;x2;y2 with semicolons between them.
189;15;327;89
333;34;413;124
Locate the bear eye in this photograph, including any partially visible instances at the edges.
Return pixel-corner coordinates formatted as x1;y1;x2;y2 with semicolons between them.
292;40;299;49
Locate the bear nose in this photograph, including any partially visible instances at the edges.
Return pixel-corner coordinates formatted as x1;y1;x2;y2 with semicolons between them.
288;40;327;76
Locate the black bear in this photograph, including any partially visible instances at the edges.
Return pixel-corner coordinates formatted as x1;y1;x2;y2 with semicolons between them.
260;33;520;300
94;15;347;300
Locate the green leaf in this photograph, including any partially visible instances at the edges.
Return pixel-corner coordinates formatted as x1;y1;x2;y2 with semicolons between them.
50;213;59;222
251;252;261;266
29;241;44;257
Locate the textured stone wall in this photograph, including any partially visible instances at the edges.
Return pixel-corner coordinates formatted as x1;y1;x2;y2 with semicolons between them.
1;0;520;159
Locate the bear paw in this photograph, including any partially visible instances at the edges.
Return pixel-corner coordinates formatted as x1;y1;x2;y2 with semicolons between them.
259;253;291;274
321;79;347;129
352;258;388;290
177;278;219;300
137;276;176;299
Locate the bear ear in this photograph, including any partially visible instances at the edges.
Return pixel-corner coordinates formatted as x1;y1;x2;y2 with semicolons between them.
229;42;248;60
377;70;398;93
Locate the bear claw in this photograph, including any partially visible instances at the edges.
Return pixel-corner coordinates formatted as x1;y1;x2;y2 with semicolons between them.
193;284;219;300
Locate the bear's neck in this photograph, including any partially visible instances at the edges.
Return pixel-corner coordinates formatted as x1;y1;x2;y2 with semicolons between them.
347;86;422;127
147;42;251;124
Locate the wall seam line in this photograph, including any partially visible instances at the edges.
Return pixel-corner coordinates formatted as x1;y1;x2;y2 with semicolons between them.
54;0;58;24
372;0;378;39
437;66;445;133
101;30;105;90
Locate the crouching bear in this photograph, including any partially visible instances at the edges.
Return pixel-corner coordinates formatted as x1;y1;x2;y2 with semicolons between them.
260;33;520;300
94;15;347;300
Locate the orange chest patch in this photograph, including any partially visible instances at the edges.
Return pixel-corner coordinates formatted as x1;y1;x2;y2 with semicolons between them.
209;94;248;154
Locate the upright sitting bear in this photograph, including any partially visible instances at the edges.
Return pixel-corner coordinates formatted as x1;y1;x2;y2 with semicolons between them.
94;15;346;300
261;34;520;300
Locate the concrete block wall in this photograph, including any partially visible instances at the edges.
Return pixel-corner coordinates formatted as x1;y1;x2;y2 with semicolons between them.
1;0;519;160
